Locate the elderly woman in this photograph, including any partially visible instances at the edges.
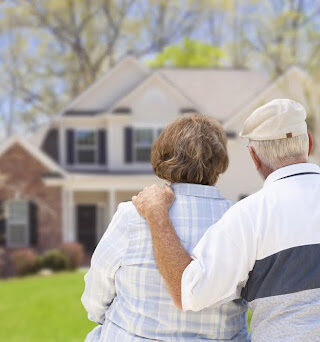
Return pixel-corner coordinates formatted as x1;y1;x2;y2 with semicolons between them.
81;114;249;341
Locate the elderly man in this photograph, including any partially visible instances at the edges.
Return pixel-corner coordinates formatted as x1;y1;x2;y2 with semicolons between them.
132;99;320;341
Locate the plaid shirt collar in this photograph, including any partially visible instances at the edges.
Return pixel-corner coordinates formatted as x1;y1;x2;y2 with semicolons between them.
171;183;224;199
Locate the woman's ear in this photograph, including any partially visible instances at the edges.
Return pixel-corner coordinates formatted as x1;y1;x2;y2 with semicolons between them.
249;146;262;171
308;131;313;156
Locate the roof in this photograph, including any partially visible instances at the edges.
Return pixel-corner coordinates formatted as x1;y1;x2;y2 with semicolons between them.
223;66;319;130
159;68;269;121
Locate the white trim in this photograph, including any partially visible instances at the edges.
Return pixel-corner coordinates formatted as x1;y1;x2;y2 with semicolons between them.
97;203;107;241
58;57;149;116
0;135;66;176
65;189;75;242
43;174;163;191
61;187;68;242
59;125;66;166
109;72;198;112
109;189;116;219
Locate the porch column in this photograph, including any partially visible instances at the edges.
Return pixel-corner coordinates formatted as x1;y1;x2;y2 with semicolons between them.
61;187;68;242
66;189;76;242
109;189;116;220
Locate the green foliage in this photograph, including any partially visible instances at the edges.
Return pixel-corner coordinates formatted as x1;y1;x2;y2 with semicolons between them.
150;38;226;68
0;272;94;342
42;250;68;271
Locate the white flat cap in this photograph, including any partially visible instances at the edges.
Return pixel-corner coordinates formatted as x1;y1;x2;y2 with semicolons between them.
240;99;307;140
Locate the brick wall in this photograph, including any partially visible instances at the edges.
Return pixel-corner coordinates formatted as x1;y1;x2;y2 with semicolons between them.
0;143;62;251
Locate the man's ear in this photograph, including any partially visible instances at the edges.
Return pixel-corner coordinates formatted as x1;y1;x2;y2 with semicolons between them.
308;131;313;156
249;146;262;171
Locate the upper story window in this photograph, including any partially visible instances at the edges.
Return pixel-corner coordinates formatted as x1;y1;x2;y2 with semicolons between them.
133;127;162;162
66;129;106;166
7;201;29;247
75;130;97;164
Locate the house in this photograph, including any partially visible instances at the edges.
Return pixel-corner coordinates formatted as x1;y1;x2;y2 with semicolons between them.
0;56;318;257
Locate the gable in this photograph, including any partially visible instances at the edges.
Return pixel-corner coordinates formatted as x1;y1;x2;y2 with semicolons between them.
63;57;149;114
0;136;65;176
110;72;197;124
0;143;51;181
224;67;320;131
159;68;268;122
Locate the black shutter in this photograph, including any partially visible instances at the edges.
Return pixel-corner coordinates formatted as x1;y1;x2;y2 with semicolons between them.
0;201;6;246
41;129;59;162
29;202;38;247
124;127;133;163
98;130;107;165
66;129;75;164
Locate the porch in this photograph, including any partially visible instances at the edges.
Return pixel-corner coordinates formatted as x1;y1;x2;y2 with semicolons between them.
47;173;161;254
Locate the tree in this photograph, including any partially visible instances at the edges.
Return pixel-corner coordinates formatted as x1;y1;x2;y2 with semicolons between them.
0;0;203;138
244;0;320;76
149;38;226;68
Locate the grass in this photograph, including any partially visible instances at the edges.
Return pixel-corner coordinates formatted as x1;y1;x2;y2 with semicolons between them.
0;271;95;342
0;271;252;341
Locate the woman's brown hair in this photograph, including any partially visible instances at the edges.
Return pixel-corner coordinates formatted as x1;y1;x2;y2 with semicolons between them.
151;114;229;185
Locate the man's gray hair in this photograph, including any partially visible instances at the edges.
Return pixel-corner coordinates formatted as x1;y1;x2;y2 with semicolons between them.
249;133;309;170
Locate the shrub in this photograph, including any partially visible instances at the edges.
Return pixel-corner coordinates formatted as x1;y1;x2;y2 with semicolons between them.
60;242;84;270
42;249;68;271
10;249;40;276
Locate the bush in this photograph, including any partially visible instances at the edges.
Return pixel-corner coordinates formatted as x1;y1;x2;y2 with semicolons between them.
42;249;68;271
10;249;41;276
60;242;84;270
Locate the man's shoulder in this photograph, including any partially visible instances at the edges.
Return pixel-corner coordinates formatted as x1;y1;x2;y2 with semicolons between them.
223;188;266;219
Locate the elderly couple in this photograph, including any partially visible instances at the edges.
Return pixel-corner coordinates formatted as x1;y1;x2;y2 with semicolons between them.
82;99;320;341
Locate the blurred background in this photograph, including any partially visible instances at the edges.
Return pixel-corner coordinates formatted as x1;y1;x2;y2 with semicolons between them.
0;0;320;341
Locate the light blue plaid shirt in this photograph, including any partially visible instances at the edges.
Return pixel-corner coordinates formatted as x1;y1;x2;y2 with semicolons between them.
82;183;249;341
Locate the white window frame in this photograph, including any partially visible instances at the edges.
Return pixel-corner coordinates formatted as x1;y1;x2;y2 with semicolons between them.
133;126;163;163
6;200;29;247
74;129;98;166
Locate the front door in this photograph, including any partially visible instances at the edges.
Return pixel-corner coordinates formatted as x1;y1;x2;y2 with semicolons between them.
77;205;96;254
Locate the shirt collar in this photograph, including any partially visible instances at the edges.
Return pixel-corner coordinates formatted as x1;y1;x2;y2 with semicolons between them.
264;162;320;187
171;183;224;199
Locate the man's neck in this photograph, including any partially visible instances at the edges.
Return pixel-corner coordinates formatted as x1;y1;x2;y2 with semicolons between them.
261;159;308;180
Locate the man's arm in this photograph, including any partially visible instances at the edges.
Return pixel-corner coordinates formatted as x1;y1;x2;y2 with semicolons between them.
133;185;192;309
148;209;192;309
133;184;256;312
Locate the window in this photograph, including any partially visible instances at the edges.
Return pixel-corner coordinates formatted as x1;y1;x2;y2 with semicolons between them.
75;130;97;164
133;127;162;162
7;201;29;247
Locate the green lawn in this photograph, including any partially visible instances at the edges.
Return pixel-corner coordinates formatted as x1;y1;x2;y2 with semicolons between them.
0;272;252;341
0;271;95;342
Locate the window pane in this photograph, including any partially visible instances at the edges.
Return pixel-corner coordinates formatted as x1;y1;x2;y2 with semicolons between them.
77;150;95;163
8;224;27;246
136;147;151;162
134;129;153;145
9;202;28;223
76;130;95;146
